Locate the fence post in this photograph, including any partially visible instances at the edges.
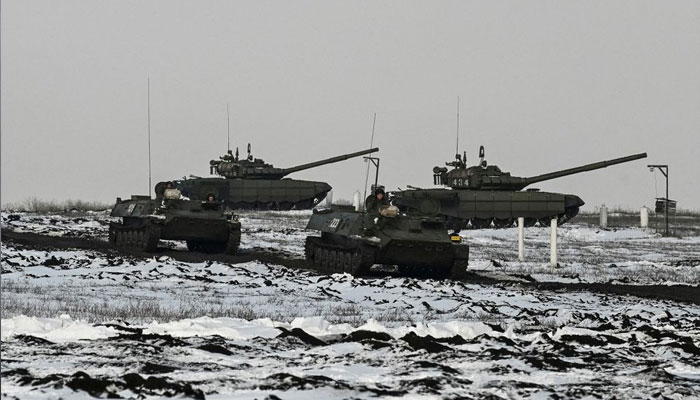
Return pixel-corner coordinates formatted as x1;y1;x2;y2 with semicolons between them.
550;218;558;267
600;204;608;229
518;217;525;262
640;206;649;228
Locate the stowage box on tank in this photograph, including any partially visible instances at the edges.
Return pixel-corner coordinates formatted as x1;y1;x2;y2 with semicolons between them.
161;144;379;211
304;206;469;279
109;192;241;254
392;147;647;230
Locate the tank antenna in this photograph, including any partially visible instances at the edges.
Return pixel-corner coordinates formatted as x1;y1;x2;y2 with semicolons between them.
226;103;231;153
455;96;460;158
363;113;377;208
147;77;152;195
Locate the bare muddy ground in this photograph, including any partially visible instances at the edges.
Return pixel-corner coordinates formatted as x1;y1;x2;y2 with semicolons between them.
2;211;699;399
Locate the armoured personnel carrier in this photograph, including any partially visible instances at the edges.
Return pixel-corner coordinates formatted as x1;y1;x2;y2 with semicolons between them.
162;145;379;210
109;189;241;254
304;206;469;279
392;147;647;231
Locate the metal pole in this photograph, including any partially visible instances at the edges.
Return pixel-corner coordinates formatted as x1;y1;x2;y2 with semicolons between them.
374;158;380;190
648;164;669;236
518;217;524;262
665;166;669;236
147;77;152;196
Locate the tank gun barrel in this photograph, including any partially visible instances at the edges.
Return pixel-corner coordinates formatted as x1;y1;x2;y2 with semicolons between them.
522;153;647;186
281;147;379;176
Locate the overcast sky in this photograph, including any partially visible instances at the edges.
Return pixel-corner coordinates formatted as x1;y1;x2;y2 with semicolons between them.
2;0;698;210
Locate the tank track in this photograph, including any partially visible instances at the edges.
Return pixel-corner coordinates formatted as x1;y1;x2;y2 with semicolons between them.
227;199;317;211
109;222;161;252
304;237;469;280
304;237;374;277
397;253;469;280
460;206;580;230
186;229;241;255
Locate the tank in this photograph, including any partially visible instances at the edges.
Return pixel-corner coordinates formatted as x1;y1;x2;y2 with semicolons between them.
108;192;241;254
304;206;469;279
392;147;647;231
161;144;379;210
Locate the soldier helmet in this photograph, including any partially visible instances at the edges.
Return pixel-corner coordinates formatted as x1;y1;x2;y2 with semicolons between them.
374;186;385;195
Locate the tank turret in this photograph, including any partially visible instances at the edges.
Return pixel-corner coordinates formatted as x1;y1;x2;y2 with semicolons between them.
393;146;648;231
209;144;379;180
433;146;647;191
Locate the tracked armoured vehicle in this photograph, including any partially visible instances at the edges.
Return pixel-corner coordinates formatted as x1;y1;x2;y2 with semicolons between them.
304;206;469;279
162;145;378;210
109;189;241;254
392;147;647;231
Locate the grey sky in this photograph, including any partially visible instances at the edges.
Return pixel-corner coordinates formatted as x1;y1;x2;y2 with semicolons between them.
2;0;699;210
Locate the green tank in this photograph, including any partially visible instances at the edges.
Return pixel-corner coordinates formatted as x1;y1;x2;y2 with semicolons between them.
108;192;241;254
392;147;647;231
162;144;379;210
304;206;469;279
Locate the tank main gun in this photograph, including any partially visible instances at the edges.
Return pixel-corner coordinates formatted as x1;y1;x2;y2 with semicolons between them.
518;153;648;188
433;146;647;191
209;144;379;180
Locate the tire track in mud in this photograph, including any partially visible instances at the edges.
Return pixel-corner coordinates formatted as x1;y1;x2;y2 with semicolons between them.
3;229;699;304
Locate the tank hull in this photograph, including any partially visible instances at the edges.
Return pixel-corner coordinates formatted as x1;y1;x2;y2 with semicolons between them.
109;196;241;254
304;209;469;279
393;188;584;230
173;178;331;210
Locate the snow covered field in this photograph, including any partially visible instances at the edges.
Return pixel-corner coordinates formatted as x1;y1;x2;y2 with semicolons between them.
2;211;699;399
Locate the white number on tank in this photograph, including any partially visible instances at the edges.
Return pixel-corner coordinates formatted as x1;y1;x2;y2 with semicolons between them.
328;218;340;229
127;203;136;214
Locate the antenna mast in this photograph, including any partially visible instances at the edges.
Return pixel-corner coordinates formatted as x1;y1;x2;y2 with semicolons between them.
227;103;231;152
363;113;377;207
455;96;460;156
147;77;152;195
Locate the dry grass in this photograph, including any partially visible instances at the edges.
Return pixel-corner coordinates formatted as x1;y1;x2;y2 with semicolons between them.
2;197;112;213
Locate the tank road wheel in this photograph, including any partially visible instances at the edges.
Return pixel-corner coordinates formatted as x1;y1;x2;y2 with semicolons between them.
224;230;241;255
278;202;294;211
320;248;330;270
124;231;133;247
304;238;316;263
348;246;374;277
293;199;314;210
330;249;341;272
493;218;514;229
326;249;336;272
108;226;117;244
523;218;537;227
343;252;353;273
143;225;160;252
537;217;553;227
469;219;492;229
313;244;323;266
448;246;470;280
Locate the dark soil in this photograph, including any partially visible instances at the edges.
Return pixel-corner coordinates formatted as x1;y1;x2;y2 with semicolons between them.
3;229;698;305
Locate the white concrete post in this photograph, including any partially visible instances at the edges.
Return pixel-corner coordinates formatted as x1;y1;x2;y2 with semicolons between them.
600;204;608;229
518;217;525;262
550;218;558;267
353;191;362;211
640;206;649;228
